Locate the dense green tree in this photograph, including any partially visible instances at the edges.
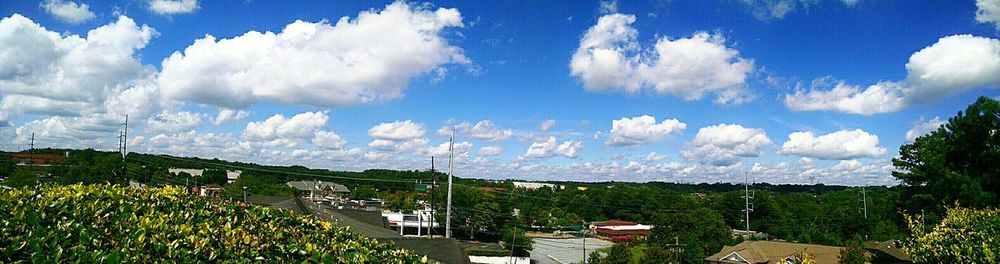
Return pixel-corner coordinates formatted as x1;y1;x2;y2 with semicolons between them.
640;245;680;264
893;96;1000;213
5;169;38;188
223;171;295;197
200;169;228;186
0;154;13;178
588;243;631;264
384;191;418;212
650;207;733;263
499;225;533;257
838;237;870;264
351;185;378;200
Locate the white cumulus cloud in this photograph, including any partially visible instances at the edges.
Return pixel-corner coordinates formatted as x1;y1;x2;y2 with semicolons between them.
539;119;556;132
243;111;329;143
523;136;582;159
785;35;1000;115
779;129;887;160
977;0;1000;32
40;0;96;24
479;146;503;156
369;120;425;141
312;130;347;150
212;109;250;125
904;117;946;142
148;0;199;15
681;124;772;166
606;115;686;146
145;111;203;133
158;1;468;109
570;13;754;105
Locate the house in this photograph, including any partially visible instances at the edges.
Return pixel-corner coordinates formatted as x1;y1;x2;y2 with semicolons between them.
286;180;350;200
864;241;912;264
513;181;563;190
4;152;67;166
705;240;844;264
168;168;205;177
591;220;653;241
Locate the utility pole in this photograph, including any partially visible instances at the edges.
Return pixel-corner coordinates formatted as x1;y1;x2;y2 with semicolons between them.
508;225;517;264
861;186;868;220
666;236;686;264
429;156;435;238
445;129;455;238
743;171;754;232
121;115;128;182
582;221;588;264
28;133;35;165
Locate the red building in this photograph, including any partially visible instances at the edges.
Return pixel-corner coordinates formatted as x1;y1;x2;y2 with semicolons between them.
3;152;67;166
592;219;653;241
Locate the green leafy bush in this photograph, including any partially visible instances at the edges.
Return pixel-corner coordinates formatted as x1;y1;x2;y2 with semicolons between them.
0;184;424;263
904;207;1000;263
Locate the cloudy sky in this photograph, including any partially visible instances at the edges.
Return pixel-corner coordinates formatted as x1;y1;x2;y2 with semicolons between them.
2;0;999;186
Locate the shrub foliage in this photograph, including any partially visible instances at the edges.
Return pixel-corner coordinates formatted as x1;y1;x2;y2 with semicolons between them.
904;207;1000;263
0;184;424;263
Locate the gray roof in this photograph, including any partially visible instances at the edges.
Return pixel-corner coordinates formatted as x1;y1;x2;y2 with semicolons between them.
286;180;350;193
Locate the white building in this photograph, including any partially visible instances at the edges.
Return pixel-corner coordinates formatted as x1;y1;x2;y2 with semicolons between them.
513;181;563;190
167;168;242;183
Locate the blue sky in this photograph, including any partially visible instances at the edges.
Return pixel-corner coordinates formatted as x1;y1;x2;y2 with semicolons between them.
2;0;999;185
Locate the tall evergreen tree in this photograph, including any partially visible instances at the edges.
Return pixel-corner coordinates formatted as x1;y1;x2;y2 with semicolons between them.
893;96;1000;213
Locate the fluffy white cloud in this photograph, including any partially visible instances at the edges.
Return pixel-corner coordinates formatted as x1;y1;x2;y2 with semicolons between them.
158;2;468;108
478;146;503;156
779;129;886;160
539;119;556;132
312;130;347;150
369;120;425;141
645;152;666;161
570;14;754;104
523;136;582;159
0;14;156;115
458;120;514;141
904;117;946;142
739;0;858;20
145;111;203;133
212;109;250;125
243;111;329;142
148;0;199;15
40;0;96;24
681;124;771;166
606;115;686;146
430;141;472;156
785;35;1000;115
978;0;1000;32
0;14;167;146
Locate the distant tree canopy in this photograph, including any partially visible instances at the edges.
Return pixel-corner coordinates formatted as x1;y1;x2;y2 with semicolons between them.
200;169;228;186
893;96;1000;213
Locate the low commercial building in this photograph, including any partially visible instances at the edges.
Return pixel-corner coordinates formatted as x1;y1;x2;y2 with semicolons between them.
513;181;563;190
286;180;350;200
591;220;652;241
705;240;844;264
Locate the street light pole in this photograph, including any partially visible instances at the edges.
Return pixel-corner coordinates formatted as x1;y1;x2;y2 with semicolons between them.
243;186;248;203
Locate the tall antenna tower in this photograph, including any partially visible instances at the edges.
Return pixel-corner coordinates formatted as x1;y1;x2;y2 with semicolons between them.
743;171;754;232
445;129;455;238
